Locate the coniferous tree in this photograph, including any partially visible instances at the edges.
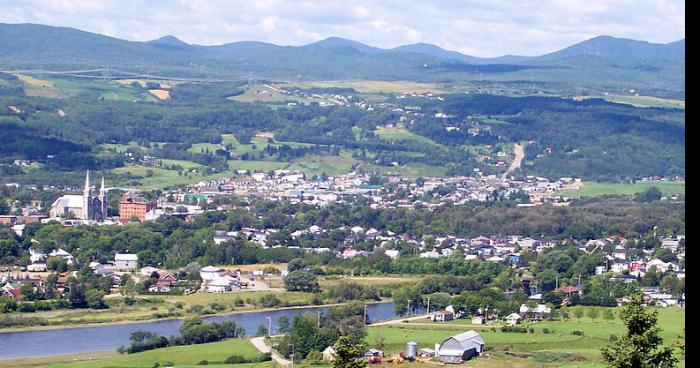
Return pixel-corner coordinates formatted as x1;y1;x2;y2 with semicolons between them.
601;294;677;368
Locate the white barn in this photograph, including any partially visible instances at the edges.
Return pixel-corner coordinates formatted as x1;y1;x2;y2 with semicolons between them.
435;330;484;363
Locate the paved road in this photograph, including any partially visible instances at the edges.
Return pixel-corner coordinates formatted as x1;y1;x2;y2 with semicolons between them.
502;143;525;179
250;335;292;368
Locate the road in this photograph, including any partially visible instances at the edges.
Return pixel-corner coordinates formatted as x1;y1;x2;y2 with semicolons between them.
502;142;525;179
369;314;431;326
250;335;292;368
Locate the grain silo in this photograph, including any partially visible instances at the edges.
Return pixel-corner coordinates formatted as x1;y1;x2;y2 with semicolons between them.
406;341;418;360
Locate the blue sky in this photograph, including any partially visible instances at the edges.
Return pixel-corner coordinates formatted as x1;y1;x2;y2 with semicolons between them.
0;0;685;57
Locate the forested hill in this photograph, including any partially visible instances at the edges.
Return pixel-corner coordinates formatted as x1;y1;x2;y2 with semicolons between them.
0;23;685;95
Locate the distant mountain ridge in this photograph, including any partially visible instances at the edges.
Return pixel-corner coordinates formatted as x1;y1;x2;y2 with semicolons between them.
0;23;684;95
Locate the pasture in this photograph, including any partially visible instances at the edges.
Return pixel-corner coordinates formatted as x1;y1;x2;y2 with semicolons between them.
560;180;685;197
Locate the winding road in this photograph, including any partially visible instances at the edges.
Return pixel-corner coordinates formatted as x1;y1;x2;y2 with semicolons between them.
502;143;525;179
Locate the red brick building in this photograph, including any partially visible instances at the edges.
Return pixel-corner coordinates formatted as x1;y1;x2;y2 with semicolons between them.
119;196;155;222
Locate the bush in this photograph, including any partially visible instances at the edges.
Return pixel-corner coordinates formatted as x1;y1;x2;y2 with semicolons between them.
224;355;248;364
542;328;550;334
501;326;528;333
198;359;208;365
571;330;584;336
609;334;618;342
528;327;535;334
174;302;185;309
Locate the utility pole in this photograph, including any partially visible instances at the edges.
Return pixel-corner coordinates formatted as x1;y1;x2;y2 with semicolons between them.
290;344;295;368
317;309;321;328
266;316;272;337
363;304;367;324
406;299;411;317
427;296;431;315
555;275;559;290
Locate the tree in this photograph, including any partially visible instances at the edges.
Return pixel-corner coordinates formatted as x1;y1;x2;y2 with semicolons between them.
86;289;106;309
332;336;367;368
277;316;290;333
587;307;599;322
46;256;68;272
287;258;305;272
256;324;269;337
600;294;678;368
635;187;662;203
284;270;320;293
0;196;9;215
572;306;584;321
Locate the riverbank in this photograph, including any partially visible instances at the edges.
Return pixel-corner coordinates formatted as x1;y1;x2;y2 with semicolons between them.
0;300;381;334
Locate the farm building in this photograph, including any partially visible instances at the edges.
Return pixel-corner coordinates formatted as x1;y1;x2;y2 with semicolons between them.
435;330;484;363
506;312;522;325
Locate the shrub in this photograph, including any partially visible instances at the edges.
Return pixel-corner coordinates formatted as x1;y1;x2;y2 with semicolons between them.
571;330;584;336
609;334;618;342
528;327;535;334
501;326;528;333
198;359;209;365
224;355;248;364
174;302;185;309
542;328;550;334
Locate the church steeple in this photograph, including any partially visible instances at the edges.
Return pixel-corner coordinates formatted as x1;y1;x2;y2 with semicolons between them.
84;170;91;195
100;176;107;218
82;170;91;221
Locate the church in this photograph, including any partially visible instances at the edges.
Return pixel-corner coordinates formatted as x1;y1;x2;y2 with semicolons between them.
50;171;108;221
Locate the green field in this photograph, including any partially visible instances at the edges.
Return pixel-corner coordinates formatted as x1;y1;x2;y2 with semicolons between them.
374;126;437;146
370;307;684;367
42;339;268;368
15;74;157;101
603;95;684;109
560;181;685;197
112;164;230;189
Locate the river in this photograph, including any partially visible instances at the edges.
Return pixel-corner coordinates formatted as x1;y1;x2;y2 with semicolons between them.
0;301;409;359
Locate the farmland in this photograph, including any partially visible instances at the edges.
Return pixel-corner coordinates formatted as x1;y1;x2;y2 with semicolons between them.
16;307;683;368
561;181;685;197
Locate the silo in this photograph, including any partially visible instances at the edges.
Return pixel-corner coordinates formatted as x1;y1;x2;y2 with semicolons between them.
406;341;418;359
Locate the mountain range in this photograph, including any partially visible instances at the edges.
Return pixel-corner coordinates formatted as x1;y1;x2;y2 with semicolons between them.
0;23;685;95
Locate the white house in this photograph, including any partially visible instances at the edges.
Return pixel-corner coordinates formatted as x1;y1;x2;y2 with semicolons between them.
114;253;138;271
48;248;74;266
506;313;522;325
384;249;400;260
29;248;46;264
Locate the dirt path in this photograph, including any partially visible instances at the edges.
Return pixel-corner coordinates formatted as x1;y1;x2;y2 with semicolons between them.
369;314;431;326
250;335;292;368
502;143;525;179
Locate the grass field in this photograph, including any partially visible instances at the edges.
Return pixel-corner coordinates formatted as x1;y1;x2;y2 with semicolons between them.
13;74;159;101
112;164;231;189
574;95;685;109
369;306;684;368
42;339;267;368
374;126;436;146
560;181;685;197
285;80;450;95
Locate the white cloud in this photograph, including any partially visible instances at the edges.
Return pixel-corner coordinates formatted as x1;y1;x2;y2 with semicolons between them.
0;0;685;57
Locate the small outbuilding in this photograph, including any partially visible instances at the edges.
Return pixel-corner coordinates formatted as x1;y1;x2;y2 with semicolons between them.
506;312;522;326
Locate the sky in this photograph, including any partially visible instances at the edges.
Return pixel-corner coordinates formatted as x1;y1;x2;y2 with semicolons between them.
0;0;685;57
